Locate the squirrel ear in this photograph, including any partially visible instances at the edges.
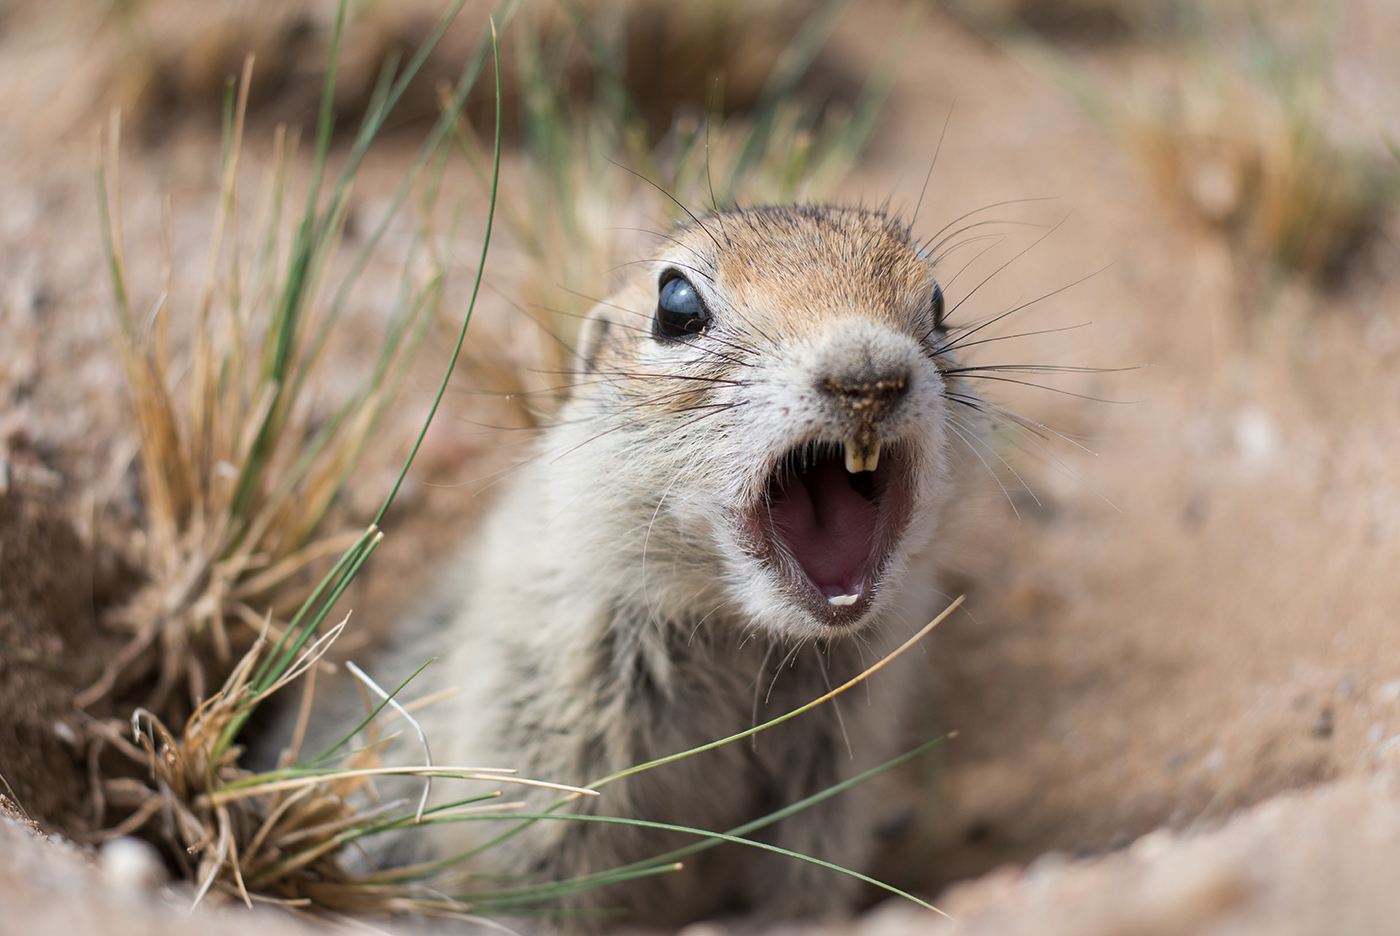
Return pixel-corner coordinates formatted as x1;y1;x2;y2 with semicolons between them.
574;304;613;378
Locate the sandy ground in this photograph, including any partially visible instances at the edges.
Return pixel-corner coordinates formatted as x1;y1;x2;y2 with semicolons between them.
4;0;1400;932
844;2;1400;892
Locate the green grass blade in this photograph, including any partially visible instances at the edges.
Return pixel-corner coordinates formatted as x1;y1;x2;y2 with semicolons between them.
428;600;961;873
249;525;378;685
374;18;503;528
224;16;506;756
449;812;941;914
332;0;471;194
290;0;519;410
95;155;130;329
730;0;853;188
594;734;950;877
300;658;437;767
443;735;949;907
226;0;347;525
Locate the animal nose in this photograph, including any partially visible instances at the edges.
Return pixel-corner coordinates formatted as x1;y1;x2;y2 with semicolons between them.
820;372;909;426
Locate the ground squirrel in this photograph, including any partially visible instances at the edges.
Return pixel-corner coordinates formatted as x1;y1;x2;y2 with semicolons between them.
366;204;988;927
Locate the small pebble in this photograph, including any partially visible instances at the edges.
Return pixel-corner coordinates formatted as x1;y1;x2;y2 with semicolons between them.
100;836;166;892
50;720;78;746
677;921;727;936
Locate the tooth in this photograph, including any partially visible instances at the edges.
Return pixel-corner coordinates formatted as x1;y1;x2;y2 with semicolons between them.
844;443;862;474
843;440;881;474
828;593;859;607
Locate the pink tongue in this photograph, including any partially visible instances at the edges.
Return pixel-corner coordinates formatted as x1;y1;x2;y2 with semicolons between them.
770;458;876;597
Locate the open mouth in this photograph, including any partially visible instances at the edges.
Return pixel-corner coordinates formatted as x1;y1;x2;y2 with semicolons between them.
745;439;913;624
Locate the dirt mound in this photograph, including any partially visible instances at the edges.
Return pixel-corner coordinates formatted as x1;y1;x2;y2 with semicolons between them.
0;808;317;936
920;759;1400;934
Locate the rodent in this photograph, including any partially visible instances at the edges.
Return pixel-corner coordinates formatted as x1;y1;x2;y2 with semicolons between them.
365;203;988;928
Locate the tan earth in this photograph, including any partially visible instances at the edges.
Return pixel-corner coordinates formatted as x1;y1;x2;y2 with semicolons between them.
3;0;1400;933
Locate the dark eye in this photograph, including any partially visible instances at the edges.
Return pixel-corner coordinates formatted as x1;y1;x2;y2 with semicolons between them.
654;274;710;340
930;281;946;332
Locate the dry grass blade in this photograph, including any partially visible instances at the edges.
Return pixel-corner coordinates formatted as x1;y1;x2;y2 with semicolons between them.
103;622;395;908
94;590;952;918
345;661;434;822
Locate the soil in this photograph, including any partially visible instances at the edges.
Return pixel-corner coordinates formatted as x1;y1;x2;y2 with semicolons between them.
0;477;129;834
4;0;1400;932
839;0;1400;895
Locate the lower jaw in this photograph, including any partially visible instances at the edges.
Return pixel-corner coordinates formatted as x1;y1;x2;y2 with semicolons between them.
779;557;888;629
780;513;912;629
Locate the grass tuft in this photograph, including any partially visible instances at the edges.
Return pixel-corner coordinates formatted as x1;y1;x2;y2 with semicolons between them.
91;614;599;913
84;0;494;721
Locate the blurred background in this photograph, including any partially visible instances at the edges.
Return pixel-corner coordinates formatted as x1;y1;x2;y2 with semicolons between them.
2;0;1400;926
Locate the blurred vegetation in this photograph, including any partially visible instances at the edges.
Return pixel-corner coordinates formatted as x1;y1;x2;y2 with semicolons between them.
86;0;487;727
944;0;1400;298
95;0;849;141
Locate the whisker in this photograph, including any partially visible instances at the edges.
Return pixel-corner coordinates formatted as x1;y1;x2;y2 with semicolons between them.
547;296;763;367
666;401;748;434
947;362;1138;378
813;651;852;759
586;370;748;387
946;255;1112;353
950;409;1042;497
967;397;1103;455
751;642;778;740
938;321;1094;351
604;156;725;253
930;231;1008;271
911;104;953;229
605;256;718;286
945;417;1024;518
641;464;688;634
951;396;1119;511
926;218;1045;265
921;195;1061;250
946;216;1068;327
482;282;592;370
767;639;809;706
951;372;1129;405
